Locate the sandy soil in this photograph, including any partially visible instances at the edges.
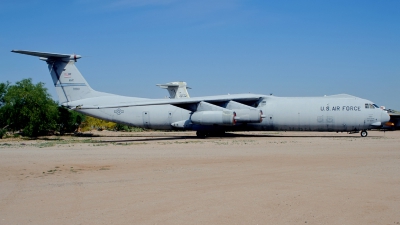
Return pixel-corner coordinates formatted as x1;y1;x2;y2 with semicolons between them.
0;130;399;225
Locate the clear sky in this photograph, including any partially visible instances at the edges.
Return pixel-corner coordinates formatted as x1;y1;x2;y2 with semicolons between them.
1;0;399;109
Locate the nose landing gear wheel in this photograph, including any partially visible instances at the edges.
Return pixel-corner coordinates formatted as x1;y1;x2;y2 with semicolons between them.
360;130;368;137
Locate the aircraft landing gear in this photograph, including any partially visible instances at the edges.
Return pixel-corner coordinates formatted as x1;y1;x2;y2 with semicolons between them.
360;130;368;137
196;131;207;138
196;130;227;138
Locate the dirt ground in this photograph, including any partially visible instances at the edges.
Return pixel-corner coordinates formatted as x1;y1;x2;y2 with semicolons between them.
0;130;399;225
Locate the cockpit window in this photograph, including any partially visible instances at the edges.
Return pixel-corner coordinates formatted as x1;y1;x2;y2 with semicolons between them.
365;103;378;109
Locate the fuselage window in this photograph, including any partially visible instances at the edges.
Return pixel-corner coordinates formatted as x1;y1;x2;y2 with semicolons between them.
365;103;369;109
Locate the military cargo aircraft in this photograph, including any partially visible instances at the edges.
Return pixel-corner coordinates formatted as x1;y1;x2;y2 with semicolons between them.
12;50;390;138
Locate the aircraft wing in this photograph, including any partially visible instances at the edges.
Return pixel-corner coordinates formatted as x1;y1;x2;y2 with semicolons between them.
64;93;265;111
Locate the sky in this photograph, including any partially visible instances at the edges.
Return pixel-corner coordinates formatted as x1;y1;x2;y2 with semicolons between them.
1;0;399;109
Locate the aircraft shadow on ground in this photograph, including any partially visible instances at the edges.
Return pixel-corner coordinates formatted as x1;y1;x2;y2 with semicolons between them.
37;132;374;143
46;133;367;143
222;133;358;138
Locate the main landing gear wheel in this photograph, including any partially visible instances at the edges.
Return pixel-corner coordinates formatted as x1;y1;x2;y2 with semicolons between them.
360;130;368;137
196;131;207;138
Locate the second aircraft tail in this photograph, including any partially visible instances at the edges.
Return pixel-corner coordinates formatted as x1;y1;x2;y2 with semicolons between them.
156;81;191;99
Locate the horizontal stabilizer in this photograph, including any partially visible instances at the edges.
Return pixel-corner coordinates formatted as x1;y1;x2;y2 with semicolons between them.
156;82;191;89
11;50;81;61
157;84;179;88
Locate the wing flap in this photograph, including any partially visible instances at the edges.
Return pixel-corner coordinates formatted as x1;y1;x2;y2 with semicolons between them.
65;94;265;110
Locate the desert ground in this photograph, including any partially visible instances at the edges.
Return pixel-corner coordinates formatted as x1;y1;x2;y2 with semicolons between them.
0;130;399;225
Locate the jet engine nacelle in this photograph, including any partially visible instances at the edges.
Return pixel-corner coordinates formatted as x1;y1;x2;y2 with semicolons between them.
234;109;264;123
191;111;236;126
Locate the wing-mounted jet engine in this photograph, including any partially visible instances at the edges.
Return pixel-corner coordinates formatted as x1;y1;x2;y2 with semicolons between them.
218;100;264;123
190;101;236;126
170;99;265;137
171;101;237;129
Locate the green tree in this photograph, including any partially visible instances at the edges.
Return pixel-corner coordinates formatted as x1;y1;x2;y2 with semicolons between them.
0;81;9;106
2;78;58;137
57;106;85;134
0;81;10;137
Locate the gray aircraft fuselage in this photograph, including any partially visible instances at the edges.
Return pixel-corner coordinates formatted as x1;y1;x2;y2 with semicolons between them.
73;94;387;133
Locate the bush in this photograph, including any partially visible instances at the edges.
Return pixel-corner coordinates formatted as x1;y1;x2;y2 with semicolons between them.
79;116;116;132
0;79;87;137
0;128;6;139
57;107;85;134
114;123;145;132
1;79;58;137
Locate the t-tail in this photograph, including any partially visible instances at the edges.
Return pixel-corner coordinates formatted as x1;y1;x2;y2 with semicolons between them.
11;50;113;104
156;81;191;99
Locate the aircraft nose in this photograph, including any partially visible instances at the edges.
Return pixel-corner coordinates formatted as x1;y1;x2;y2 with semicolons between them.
381;111;390;123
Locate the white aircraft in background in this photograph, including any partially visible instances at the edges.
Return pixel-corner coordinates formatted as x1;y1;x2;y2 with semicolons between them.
156;81;190;99
12;50;390;138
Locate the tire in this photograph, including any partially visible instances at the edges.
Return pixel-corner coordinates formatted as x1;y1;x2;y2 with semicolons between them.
208;131;226;137
196;131;206;138
360;130;368;137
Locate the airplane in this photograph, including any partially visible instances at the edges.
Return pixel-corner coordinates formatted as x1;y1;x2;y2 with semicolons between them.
156;81;190;99
11;50;390;138
381;109;400;130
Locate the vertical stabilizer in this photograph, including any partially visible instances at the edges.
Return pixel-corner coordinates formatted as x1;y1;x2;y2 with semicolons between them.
47;59;96;103
156;81;191;99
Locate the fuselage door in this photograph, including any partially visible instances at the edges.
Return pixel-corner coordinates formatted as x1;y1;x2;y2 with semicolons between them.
168;111;173;124
142;111;150;129
268;114;274;130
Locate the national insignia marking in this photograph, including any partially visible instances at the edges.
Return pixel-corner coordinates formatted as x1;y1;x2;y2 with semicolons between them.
114;108;124;115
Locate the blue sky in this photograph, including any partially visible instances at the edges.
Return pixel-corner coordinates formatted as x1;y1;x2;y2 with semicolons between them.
1;0;399;109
